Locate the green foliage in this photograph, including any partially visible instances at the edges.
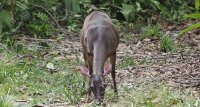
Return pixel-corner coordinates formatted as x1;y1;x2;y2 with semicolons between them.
16;0;31;22
66;13;81;32
40;0;60;8
0;98;12;107
160;36;176;52
63;73;86;104
0;50;86;105
142;24;161;38
179;22;200;36
0;0;195;46
183;13;200;19
0;9;13;34
0;32;16;48
27;12;53;38
107;0;164;22
195;0;200;12
160;1;192;21
121;3;135;22
179;0;200;36
64;0;80;14
111;0;192;22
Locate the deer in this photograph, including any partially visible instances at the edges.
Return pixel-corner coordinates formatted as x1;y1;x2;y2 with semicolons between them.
80;11;119;104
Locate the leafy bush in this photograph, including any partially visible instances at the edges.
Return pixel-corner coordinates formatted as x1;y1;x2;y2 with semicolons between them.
89;0;193;22
27;12;53;38
160;0;193;21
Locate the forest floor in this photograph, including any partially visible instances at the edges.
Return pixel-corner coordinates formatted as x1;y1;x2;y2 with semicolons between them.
1;21;200;107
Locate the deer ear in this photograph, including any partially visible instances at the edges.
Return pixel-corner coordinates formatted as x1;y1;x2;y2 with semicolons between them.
103;63;112;76
80;66;90;77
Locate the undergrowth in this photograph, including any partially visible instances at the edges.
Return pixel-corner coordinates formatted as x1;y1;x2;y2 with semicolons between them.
0;49;86;106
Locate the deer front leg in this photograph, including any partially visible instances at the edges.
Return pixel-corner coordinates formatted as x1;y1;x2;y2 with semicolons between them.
86;55;93;102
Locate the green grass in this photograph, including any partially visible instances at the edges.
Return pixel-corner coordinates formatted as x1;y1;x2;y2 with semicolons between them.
117;55;136;69
142;24;161;39
0;95;14;107
105;78;199;107
0;45;199;107
160;35;177;52
0;49;87;106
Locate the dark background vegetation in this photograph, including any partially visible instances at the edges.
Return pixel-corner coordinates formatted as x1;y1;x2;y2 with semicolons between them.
0;0;197;48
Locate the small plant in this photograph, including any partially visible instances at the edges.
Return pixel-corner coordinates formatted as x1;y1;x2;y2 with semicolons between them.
142;24;161;39
160;36;176;52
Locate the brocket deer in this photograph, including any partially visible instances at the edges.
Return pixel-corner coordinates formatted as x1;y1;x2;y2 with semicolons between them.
80;11;119;104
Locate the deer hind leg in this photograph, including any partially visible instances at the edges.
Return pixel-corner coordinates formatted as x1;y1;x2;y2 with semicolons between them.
110;53;117;94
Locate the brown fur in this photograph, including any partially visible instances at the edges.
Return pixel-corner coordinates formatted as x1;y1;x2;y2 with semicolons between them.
80;11;119;103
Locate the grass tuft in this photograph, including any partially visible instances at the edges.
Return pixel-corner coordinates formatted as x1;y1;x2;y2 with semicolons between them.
160;35;177;52
142;24;161;39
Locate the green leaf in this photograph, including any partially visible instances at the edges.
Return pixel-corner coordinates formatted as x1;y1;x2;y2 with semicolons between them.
0;10;13;28
179;22;200;36
151;0;161;10
136;2;141;11
120;3;135;22
183;13;200;19
195;0;200;11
